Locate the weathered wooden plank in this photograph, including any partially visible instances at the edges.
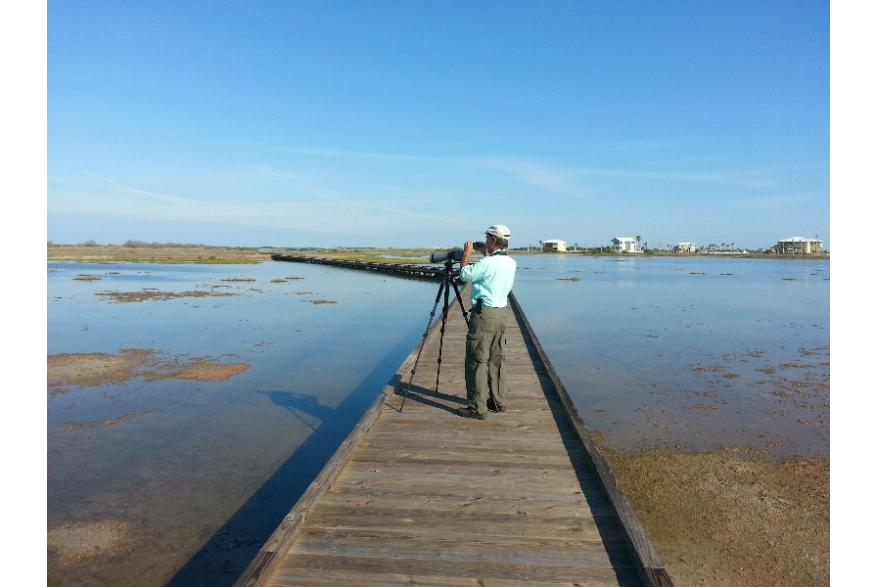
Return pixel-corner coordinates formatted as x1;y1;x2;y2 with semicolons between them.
291;529;634;568
274;555;644;586
316;491;616;516
320;485;611;509
350;447;589;467
268;567;629;587
305;506;628;541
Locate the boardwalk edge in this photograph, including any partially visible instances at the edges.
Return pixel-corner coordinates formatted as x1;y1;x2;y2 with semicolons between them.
508;291;675;587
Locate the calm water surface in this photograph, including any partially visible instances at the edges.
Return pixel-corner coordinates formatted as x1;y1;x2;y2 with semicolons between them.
512;255;829;458
47;255;828;586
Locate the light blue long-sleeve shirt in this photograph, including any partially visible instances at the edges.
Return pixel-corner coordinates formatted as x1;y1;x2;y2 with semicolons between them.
459;251;517;308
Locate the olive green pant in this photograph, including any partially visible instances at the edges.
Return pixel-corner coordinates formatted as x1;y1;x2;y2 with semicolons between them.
465;306;507;414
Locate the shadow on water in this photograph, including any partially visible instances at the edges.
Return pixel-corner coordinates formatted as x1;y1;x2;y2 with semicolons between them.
257;390;335;431
165;321;425;587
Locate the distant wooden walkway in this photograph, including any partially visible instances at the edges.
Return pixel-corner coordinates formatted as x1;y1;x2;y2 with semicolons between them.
235;289;673;587
272;253;450;280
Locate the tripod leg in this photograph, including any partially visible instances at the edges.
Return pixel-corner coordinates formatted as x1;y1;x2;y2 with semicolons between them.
450;278;470;328
399;279;446;412
433;275;452;395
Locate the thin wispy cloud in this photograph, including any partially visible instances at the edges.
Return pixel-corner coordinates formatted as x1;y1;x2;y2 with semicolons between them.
281;147;779;193
80;172;195;205
465;157;590;199
50;166;461;237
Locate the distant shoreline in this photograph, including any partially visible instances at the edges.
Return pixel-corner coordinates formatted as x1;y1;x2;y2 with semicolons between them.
47;244;830;264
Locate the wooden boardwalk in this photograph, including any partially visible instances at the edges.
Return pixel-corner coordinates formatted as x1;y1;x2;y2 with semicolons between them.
235;290;672;587
271;253;451;280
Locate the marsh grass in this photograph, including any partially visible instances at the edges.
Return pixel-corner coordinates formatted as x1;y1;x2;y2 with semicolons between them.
48;244;269;264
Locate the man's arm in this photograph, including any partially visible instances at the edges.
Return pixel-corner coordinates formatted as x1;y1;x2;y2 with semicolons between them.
460;241;475;268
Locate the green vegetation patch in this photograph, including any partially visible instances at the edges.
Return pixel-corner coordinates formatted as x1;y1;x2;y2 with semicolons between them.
555;277;581;281
221;277;257;282
270;279;286;283
73;274;102;281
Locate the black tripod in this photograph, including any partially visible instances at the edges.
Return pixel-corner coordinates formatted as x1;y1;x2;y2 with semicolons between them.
398;259;470;412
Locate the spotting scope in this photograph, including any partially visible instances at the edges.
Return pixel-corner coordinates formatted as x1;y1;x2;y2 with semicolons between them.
429;242;484;264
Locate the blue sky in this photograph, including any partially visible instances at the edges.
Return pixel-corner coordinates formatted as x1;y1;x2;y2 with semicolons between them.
47;1;830;249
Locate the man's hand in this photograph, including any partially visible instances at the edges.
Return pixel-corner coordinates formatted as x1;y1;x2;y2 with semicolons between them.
461;240;475;268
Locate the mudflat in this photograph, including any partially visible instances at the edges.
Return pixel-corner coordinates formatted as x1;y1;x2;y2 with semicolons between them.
48;349;249;390
603;446;828;587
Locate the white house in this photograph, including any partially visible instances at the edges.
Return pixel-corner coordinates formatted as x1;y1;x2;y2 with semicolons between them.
611;237;639;253
674;242;696;253
541;240;567;252
773;237;824;255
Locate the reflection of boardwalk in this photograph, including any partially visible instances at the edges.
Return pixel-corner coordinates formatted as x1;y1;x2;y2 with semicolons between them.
236;292;673;587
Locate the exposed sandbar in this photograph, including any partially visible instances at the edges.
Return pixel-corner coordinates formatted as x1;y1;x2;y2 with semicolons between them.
47;349;249;388
96;289;238;303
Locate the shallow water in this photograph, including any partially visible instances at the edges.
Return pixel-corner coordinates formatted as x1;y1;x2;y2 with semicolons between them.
512;255;829;459
47;255;828;586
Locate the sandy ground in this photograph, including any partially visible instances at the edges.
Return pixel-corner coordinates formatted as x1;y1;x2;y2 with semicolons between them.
48;521;141;563
47;349;250;390
602;446;829;587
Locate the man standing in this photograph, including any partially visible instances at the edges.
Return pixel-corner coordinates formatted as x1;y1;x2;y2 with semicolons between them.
457;225;516;420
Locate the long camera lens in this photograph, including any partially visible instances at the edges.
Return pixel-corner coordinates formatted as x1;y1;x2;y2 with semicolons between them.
429;242;485;264
430;249;463;263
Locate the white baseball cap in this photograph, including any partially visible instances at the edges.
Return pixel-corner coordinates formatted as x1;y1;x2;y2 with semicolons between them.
486;224;511;239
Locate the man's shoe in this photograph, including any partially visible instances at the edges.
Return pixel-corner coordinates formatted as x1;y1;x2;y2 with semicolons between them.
487;398;507;413
457;407;487;420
